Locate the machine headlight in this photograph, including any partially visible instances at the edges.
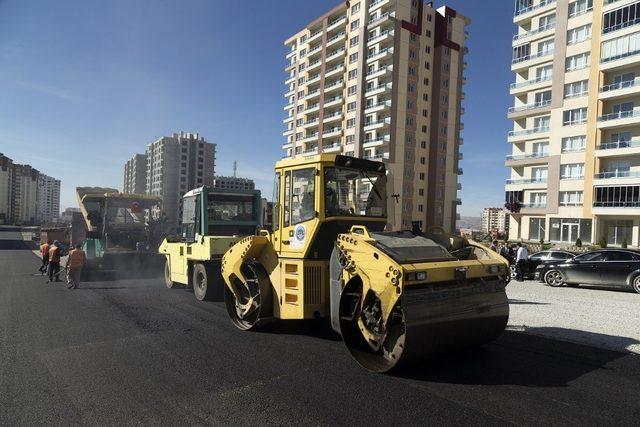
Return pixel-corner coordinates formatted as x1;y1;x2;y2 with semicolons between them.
416;271;427;281
405;272;416;282
405;271;426;282
488;264;500;274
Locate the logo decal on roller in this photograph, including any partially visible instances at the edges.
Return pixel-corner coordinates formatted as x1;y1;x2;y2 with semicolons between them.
291;224;306;248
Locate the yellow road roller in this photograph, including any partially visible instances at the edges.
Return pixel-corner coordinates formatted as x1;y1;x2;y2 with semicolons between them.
221;154;510;372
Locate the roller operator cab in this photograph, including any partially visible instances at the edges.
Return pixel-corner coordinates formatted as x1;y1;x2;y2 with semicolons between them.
221;154;510;373
159;186;262;301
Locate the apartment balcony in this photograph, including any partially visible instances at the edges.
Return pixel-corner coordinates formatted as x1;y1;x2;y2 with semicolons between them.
596;139;640;157
369;0;392;13
322;143;342;153
283;102;295;111
305;88;321;101
365;64;393;80
283;115;294;124
282;128;294;137
457;183;462;190
599;77;640;100
285;60;296;72
327;15;347;33
285;75;296;85
507;100;551;119
307;73;321;85
326;48;346;64
457;168;464;175
513;0;557;23
366;47;394;63
368;11;396;28
307;44;323;58
307;59;322;72
510;75;553;95
302;147;319;155
367;30;395;46
505;178;548;189
597;109;640;129
284;88;295;98
602;16;640;38
459;137;464;146
323;79;344;94
505;151;550;166
326;32;346;49
592;198;640;215
302;117;320;128
364;100;392;113
508;126;550;142
305;103;320;114
594;170;640;182
365;82;393;97
286;49;296;59
322;127;342;138
511;50;554;72
363;134;390;147
282;142;292;150
325;64;345;79
364;152;389;161
323;111;343;123
363;117;391;131
308;29;323;44
455;198;463;206
512;22;555;43
323;95;343;108
300;133;319;144
601;49;640;71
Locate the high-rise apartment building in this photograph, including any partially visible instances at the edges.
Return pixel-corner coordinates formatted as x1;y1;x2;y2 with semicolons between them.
37;173;61;224
145;132;216;227
11;164;39;225
282;0;468;232
0;153;13;224
507;0;640;247
482;207;508;234
124;153;147;194
213;176;255;191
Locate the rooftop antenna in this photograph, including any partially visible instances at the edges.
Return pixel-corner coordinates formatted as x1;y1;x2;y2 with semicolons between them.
233;160;237;178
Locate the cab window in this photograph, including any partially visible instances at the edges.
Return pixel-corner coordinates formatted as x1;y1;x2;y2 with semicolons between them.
273;172;280;231
291;168;316;224
182;195;199;241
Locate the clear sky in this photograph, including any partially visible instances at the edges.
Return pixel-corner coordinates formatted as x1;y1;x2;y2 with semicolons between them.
0;0;514;217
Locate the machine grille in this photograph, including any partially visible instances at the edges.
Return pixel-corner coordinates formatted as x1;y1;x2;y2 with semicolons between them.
304;265;322;305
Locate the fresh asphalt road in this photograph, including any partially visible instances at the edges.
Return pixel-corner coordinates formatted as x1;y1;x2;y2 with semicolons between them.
1;229;639;425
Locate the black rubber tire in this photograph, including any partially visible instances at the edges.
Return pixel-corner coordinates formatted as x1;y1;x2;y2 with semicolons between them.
193;263;217;301
544;269;565;287
164;258;179;289
632;275;640;294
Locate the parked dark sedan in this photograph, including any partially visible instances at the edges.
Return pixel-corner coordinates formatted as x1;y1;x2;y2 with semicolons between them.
539;249;640;293
510;250;575;280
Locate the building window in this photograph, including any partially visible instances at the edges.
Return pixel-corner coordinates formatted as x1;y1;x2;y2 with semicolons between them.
351;2;360;13
549;218;592;243
347;118;356;128
347;101;356;111
564;80;589;98
601;32;640;62
560;191;583;206
347;85;357;95
569;0;593;18
565;52;589;71
563;108;588;125
346;135;355;144
529;218;545;241
604;2;640;34
350;36;359;47
567;24;591;45
561;135;586;152
351;19;360;30
348;69;358;80
560;163;585;179
349;53;358;63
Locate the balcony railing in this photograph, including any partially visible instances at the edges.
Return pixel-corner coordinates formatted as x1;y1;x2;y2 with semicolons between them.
598;109;640;122
508;126;550;138
508;99;551;113
601;48;640;64
365;82;392;95
368;30;394;44
511;75;552;90
364;118;391;127
600;77;640;93
603;18;640;35
505;152;549;161
506;178;548;184
367;47;394;60
323;127;342;135
597;139;640;150
521;203;547;208
595;170;640;179
364;135;390;144
512;49;554;65
513;22;556;41
368;11;396;27
593;201;640;208
514;0;556;17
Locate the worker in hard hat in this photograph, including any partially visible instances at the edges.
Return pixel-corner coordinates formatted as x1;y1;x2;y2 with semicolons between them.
38;240;52;275
46;241;62;283
65;244;86;289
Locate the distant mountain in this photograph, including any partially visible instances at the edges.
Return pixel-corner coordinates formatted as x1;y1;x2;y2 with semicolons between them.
457;216;482;231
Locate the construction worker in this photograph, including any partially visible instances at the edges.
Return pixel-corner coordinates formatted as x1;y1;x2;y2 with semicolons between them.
65;244;85;289
38;240;52;275
47;241;62;283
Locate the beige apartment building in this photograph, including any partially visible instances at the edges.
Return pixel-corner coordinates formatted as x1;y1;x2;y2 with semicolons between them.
282;0;468;232
507;0;640;247
0;154;13;224
123;153;147;194
482;207;509;234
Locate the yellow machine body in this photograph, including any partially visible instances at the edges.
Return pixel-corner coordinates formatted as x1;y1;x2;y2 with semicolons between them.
221;154;510;372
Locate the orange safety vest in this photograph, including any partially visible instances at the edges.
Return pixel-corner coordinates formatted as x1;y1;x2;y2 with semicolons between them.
67;249;85;268
49;246;61;263
41;243;50;257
